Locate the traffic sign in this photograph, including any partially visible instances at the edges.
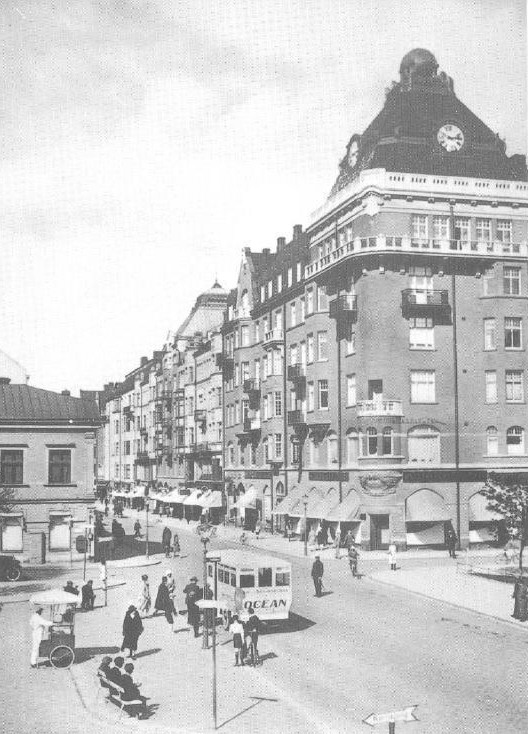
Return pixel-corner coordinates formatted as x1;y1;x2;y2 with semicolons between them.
363;706;418;727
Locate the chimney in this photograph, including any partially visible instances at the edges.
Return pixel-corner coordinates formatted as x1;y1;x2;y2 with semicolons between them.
140;356;148;366
0;377;11;385
293;224;303;239
277;236;286;252
61;390;71;396
262;248;270;255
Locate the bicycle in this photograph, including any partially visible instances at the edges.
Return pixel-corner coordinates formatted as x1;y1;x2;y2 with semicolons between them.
246;632;260;666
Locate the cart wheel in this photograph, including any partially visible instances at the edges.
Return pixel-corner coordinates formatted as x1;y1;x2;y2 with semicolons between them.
6;566;21;581
50;645;75;669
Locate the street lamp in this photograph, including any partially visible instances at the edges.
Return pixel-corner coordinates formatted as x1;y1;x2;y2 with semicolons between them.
196;598;221;730
303;494;308;557
145;498;150;559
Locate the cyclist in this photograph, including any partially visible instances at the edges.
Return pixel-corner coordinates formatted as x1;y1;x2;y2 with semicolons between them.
244;606;261;666
348;544;359;578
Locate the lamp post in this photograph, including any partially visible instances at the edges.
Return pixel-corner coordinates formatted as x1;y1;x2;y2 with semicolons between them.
303;494;308;557
145;499;150;559
196;522;216;650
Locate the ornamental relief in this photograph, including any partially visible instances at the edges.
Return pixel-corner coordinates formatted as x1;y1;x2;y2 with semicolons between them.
359;473;402;497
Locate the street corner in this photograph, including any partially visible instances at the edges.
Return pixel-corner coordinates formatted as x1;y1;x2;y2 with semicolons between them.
108;556;162;570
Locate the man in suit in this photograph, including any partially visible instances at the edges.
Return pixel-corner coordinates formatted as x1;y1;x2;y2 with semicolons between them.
311;556;324;597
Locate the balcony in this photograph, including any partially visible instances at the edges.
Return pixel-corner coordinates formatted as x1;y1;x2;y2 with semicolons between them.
401;289;451;320
287;364;306;385
123;405;134;416
243;378;260;394
287;410;306;426
356;399;403;417
194;410;207;425
263;328;284;349
329;295;358;321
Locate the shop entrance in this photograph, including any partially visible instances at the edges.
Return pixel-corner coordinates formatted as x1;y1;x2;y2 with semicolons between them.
370;514;390;550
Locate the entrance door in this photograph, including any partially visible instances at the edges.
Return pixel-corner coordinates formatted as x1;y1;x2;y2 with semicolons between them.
370;514;390;550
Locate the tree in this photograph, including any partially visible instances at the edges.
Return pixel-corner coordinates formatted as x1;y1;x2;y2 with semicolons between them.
0;486;15;514
482;473;528;571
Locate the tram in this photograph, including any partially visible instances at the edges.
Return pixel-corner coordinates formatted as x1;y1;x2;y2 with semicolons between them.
207;549;292;621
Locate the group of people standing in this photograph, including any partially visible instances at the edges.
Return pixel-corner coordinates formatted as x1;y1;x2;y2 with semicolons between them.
134;569;204;637
161;526;181;558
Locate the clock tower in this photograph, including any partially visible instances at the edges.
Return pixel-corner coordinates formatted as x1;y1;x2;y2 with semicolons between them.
331;48;527;196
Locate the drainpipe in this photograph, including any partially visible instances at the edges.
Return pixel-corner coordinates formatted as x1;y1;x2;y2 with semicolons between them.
221;333;226;522
449;202;461;548
335;219;343;504
281;301;288;532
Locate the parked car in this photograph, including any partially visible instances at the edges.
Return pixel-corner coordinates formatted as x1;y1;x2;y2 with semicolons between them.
0;554;22;581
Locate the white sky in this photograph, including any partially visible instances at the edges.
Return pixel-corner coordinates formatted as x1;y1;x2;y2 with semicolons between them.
1;0;526;393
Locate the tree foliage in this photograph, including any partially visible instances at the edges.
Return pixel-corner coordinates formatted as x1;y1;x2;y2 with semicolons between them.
482;473;528;569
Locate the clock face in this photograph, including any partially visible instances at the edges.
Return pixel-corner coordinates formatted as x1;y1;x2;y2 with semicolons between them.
437;124;464;152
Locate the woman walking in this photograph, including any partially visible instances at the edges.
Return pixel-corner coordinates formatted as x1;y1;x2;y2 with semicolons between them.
121;605;144;659
137;574;151;618
172;533;181;558
154;576;178;631
387;541;397;571
165;570;181;629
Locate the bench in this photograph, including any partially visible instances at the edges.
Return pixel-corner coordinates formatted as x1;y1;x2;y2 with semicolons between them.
97;671;144;719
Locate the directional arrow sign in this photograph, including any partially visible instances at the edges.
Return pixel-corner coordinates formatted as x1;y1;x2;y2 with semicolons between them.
363;706;419;727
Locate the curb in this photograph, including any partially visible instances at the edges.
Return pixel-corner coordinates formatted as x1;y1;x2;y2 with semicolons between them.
0;578;127;605
367;573;528;632
108;557;162;569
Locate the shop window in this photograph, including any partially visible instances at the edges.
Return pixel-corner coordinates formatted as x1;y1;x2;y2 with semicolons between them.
1;516;23;552
48;450;72;485
408;426;440;463
49;515;71;550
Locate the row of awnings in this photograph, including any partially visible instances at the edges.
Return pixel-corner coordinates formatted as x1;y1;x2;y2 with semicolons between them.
150;489;223;509
112;487;146;499
273;486;502;524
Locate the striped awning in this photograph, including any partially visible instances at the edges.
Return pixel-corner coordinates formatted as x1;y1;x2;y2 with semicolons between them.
406;490;451;523
326;491;361;522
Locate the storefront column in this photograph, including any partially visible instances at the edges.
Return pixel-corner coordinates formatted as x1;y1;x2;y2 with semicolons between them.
391;503;407;551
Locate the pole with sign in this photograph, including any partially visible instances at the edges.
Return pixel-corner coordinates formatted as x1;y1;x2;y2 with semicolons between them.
363;706;418;732
196;599;220;730
145;500;150;560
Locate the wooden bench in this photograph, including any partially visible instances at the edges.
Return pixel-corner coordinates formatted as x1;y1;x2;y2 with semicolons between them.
97;671;144;719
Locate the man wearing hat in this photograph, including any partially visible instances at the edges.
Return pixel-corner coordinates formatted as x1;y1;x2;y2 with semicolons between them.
311;555;324;597
29;607;53;668
182;576;202;637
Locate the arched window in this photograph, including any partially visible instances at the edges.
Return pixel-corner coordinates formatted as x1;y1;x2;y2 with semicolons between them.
346;430;359;464
367;427;378;456
275;481;285;498
486;426;498;456
327;431;338;464
382;427;393;455
507;426;525;455
407;425;440;463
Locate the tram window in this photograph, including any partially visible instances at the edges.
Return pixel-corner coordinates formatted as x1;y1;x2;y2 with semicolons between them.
218;567;225;583
239;573;255;588
275;570;290;586
258;567;272;587
208;565;213;578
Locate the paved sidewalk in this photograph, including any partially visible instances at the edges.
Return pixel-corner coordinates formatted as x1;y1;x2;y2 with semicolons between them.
370;564;525;628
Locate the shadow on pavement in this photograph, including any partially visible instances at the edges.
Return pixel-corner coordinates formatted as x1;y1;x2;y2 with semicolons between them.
258;652;278;663
134;647;162;659
216;696;278;730
75;645;120;664
263;611;315;635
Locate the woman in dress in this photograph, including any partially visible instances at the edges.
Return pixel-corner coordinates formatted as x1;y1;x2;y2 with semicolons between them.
121;605;144;659
137;574;151;618
229;614;245;666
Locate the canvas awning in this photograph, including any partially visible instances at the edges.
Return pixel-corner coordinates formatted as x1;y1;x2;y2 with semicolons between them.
288;488;324;517
202;491;223;509
308;489;340;519
469;493;502;522
232;487;257;511
183;489;204;506
406;490;451;523
161;489;185;504
326;491;361;522
272;486;306;515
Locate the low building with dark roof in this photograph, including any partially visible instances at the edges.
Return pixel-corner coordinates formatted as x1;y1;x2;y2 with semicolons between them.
0;380;101;560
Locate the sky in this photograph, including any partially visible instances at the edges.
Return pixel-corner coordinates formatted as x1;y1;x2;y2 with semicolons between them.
0;0;526;394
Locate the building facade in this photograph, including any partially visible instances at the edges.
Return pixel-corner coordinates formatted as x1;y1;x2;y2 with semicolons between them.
0;382;100;559
222;49;528;549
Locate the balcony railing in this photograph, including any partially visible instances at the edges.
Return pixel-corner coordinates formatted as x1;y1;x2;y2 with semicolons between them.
329;295;358;321
243;378;261;394
401;289;450;319
305;234;528;279
263;328;284;348
288;410;307;426
287;364;305;382
194;410;207;424
356;399;403;417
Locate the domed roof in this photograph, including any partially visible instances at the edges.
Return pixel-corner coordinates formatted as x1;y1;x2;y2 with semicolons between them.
399;48;438;77
201;280;229;297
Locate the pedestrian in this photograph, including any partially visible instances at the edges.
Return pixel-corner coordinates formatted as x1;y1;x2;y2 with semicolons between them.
512;575;524;619
311;555;324;597
154;576;177;631
81;580;96;610
107;656;125;686
229;614;245;666
137;574;151;618
63;580;79;596
387;541;397;571
162;526;172;557
255;521;261;540
316;528;324;550
121;604;144;659
344;529;355;550
172;533;180;558
134;519;141;539
348;544;359;577
245;606;261;665
183;575;202;637
29;607;53;668
165;569;182;628
334;526;342;559
240;531;248;545
446;528;457;559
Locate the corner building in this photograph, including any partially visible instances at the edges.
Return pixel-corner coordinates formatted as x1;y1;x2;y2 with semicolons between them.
225;49;528;550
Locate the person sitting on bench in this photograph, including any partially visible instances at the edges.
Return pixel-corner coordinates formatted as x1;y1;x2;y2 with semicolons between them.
97;656;113;686
121;662;147;716
106;656;124;686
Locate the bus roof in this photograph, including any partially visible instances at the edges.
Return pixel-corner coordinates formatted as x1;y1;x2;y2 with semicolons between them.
209;549;291;569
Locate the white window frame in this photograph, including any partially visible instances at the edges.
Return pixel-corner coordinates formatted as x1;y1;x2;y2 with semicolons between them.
483;318;496;351
506;426;525;455
347;374;356;406
485;371;498;404
505;317;522;350
506;371;524;403
410;370;436;404
486;427;499;456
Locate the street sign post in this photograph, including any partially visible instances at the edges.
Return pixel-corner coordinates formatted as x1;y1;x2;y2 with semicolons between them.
363;706;418;732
